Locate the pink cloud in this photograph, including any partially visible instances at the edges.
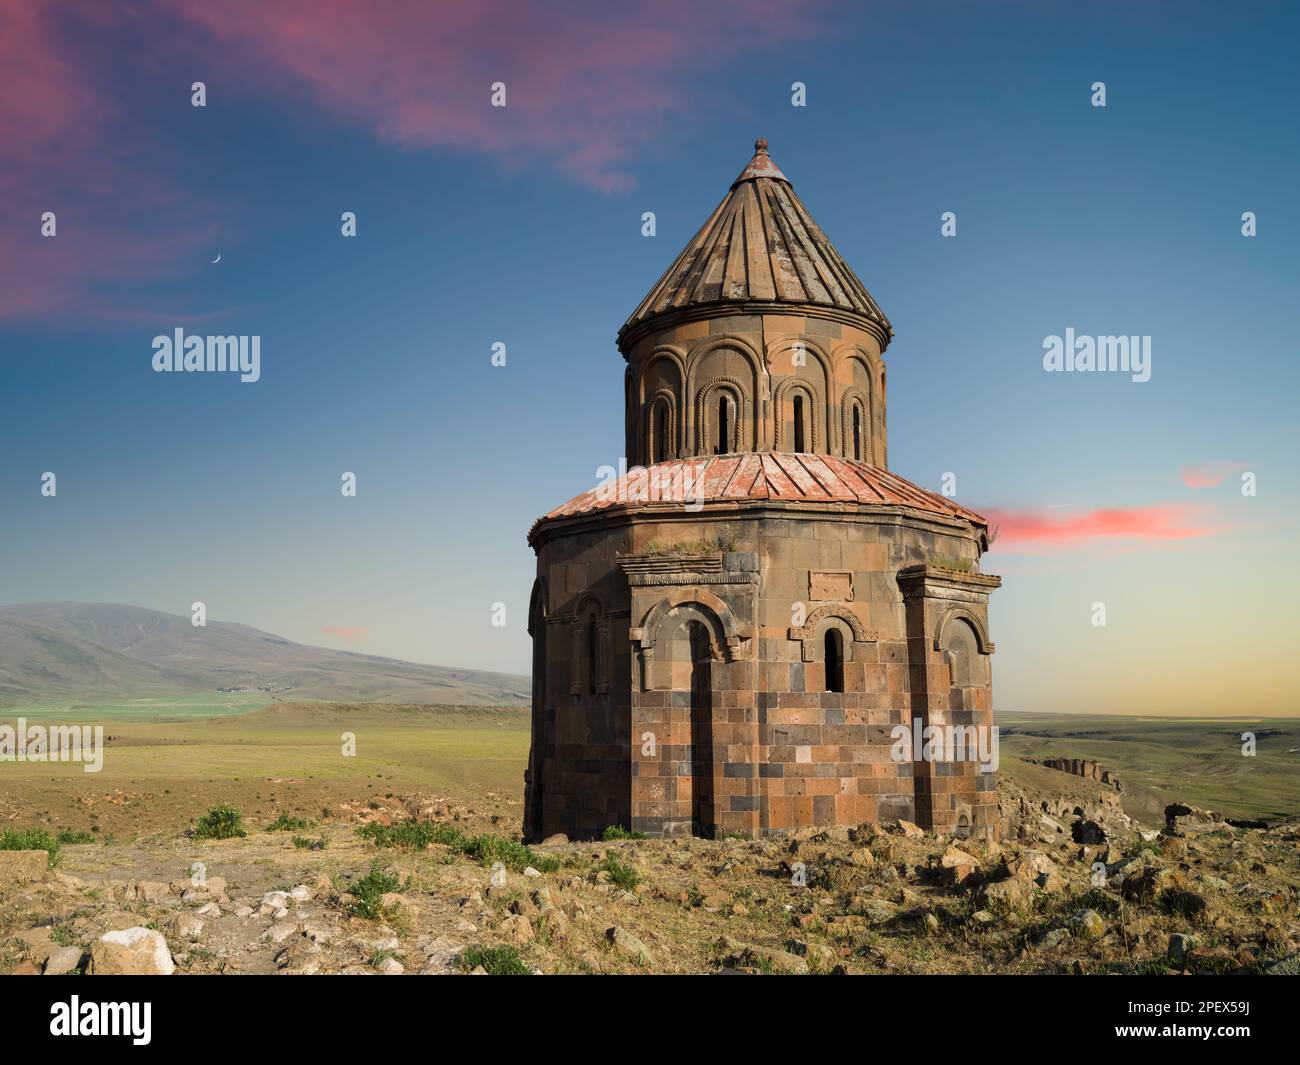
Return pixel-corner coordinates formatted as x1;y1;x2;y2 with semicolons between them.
1180;461;1249;489
0;3;222;322
321;626;370;644
164;0;827;193
981;504;1217;554
1;1;829;321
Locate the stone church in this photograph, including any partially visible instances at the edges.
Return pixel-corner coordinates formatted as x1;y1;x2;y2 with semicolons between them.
524;140;1000;842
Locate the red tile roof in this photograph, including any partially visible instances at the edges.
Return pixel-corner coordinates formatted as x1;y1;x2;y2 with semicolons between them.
536;454;988;528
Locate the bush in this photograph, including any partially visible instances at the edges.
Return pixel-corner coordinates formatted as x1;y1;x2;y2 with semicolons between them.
267;813;315;832
358;821;559;873
459;833;560;873
291;834;328;850
193;804;247;840
597;853;640;891
601;825;647;841
349;861;402;919
357;820;462;849
459;945;529;975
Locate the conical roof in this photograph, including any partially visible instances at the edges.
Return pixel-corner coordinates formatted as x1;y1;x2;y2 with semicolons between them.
620;139;892;343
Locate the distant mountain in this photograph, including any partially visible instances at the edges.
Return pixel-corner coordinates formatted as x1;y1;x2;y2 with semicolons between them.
0;602;529;706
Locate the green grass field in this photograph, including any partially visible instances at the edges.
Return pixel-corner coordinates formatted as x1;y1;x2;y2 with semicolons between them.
998;711;1300;823
0;702;530;839
3;691;272;721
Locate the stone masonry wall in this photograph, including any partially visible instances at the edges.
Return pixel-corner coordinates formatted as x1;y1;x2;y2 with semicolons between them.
526;503;999;842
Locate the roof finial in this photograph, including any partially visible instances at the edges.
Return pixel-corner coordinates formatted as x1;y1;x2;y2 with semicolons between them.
755;137;769;153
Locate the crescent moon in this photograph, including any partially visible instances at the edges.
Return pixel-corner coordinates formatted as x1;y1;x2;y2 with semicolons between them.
211;253;221;263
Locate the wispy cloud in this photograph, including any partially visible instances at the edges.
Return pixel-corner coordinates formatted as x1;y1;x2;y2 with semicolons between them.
163;0;828;193
983;503;1218;554
0;3;221;322
0;0;829;322
1180;460;1250;489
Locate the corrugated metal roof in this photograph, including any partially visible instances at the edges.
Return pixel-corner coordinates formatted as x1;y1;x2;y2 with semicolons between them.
536;454;986;527
622;139;892;336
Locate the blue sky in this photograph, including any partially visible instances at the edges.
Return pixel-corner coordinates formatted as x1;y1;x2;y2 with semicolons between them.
2;1;1297;713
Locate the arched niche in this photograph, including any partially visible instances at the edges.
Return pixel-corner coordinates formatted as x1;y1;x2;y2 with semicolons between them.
630;590;749;691
935;611;992;691
768;336;833;453
788;603;878;662
685;337;761;454
569;592;609;696
773;377;821;453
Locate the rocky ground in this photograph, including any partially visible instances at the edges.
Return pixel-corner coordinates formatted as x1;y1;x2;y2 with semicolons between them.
2;773;1297;976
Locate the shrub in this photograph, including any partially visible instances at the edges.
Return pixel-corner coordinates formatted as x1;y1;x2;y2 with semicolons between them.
349;861;402;919
459;833;560;873
56;829;96;845
601;825;647;841
357;820;462;849
291;834;328;851
267;813;315;832
597;853;640;891
459;945;529;975
193;804;247;840
358;821;559;873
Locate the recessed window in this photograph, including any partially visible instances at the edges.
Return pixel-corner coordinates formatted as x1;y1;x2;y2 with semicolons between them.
586;617;598;694
793;394;806;453
652;401;669;464
851;404;863;461
716;394;731;454
824;628;844;693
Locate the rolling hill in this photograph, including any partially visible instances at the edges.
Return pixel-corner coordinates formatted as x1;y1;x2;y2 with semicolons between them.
0;602;529;706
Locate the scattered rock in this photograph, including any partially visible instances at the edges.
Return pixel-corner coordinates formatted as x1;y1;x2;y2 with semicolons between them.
499;913;534;944
606;926;653;965
1069;909;1105;940
43;946;86;975
939;845;978;884
275;935;322;974
89;928;175;976
167;914;205;941
1167;932;1200;966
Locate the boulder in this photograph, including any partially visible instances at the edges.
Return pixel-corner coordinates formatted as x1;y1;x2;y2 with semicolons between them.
89;928;175;975
43;946;85;976
1167;932;1200;966
939;846;978;885
1069;909;1106;940
499;913;534;944
606;926;653;965
168;914;204;941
